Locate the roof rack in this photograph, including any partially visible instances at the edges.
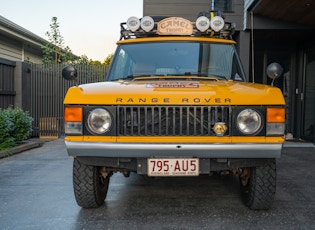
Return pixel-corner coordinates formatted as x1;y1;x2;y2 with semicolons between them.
120;12;235;40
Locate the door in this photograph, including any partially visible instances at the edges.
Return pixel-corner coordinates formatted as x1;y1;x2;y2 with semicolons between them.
301;47;315;142
254;47;294;136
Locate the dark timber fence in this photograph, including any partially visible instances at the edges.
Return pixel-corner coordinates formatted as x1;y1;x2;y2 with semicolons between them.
30;64;108;138
0;58;16;108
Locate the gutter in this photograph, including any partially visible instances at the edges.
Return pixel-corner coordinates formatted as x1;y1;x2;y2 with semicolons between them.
0;15;48;48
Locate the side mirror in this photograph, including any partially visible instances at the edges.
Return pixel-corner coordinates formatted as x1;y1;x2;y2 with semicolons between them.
266;63;283;86
62;65;78;81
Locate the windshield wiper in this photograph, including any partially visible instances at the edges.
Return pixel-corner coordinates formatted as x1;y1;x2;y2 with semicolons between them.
186;72;228;80
111;75;151;81
112;73;228;81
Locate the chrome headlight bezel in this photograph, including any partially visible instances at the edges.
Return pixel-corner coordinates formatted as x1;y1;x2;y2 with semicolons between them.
236;108;263;135
86;108;112;135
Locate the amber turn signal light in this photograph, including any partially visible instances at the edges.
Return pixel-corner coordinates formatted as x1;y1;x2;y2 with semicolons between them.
64;107;82;122
267;108;285;123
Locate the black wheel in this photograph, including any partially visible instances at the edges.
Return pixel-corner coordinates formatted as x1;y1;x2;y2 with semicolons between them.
239;159;276;210
73;158;110;208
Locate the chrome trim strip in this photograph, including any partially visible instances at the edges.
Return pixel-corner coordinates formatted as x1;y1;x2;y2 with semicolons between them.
65;141;282;158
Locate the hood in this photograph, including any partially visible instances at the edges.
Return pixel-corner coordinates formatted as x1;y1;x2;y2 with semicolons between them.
64;80;285;105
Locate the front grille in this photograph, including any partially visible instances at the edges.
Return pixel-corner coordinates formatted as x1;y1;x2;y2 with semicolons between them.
117;106;231;136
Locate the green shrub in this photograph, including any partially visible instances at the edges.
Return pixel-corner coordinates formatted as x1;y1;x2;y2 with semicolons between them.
0;107;34;151
0;108;15;150
6;107;34;142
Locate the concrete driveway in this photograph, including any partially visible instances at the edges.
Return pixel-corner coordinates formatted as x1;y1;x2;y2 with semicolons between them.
0;139;314;229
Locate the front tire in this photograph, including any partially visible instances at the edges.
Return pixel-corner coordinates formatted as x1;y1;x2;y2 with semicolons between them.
73;158;110;208
240;159;276;210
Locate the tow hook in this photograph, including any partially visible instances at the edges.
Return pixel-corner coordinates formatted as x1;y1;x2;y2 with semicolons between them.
100;167;108;179
239;168;250;186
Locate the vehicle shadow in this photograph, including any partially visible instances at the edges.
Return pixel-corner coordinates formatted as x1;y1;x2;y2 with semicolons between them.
74;173;245;229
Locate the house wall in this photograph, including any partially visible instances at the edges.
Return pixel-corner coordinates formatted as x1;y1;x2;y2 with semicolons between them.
24;44;43;63
143;0;244;30
143;0;212;20
0;33;43;64
0;34;22;61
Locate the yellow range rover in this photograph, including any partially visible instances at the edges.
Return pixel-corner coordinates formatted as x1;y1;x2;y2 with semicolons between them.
62;13;285;210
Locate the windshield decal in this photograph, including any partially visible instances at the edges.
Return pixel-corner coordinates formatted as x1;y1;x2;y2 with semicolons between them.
146;82;199;88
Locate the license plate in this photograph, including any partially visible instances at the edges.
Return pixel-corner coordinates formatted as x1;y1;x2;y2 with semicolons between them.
148;158;199;176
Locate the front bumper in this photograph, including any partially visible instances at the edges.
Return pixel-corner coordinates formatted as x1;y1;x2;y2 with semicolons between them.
65;141;283;158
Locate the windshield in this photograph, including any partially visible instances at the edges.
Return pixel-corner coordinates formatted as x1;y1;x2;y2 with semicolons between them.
107;42;245;81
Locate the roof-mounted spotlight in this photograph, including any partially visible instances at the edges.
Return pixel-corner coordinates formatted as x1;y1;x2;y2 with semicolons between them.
141;16;154;32
210;16;224;32
196;16;210;32
127;16;140;32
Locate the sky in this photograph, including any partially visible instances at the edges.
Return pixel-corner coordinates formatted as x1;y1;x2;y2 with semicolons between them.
0;0;143;61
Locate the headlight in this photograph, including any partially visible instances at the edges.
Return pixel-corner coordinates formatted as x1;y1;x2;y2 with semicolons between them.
236;109;262;135
87;108;112;134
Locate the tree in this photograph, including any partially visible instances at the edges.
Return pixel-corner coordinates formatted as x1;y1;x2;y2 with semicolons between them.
103;53;114;65
63;46;78;64
42;17;78;64
89;60;102;65
76;56;103;65
77;55;90;65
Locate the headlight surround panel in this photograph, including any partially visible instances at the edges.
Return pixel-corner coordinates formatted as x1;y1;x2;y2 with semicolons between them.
67;105;284;137
232;107;266;136
83;106;116;136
